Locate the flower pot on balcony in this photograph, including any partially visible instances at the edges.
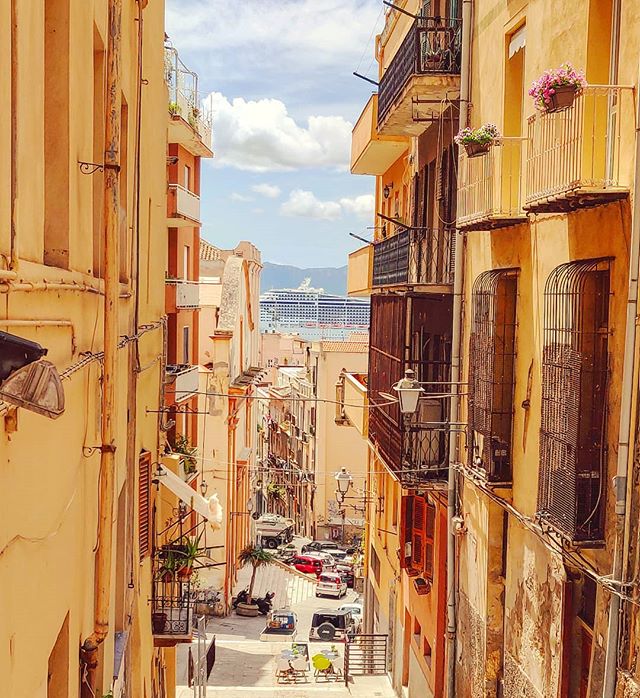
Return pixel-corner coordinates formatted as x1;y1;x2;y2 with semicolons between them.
545;84;578;113
177;564;193;581
464;142;491;158
152;611;168;634
236;601;260;617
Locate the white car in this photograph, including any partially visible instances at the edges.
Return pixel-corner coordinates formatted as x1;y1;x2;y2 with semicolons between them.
338;603;363;632
307;552;337;571
315;572;347;598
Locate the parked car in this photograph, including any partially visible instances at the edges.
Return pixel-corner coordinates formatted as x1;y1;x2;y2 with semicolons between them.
301;540;342;554
306;551;337;570
335;563;355;588
309;609;356;642
260;609;298;641
275;542;298;561
290;555;324;577
337;603;363;633
315;572;347;598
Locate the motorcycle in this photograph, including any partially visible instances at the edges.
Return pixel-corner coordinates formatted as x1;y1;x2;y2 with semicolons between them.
255;591;275;615
232;588;248;609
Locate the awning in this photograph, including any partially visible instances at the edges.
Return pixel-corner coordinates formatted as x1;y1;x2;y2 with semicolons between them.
158;464;223;530
508;25;526;58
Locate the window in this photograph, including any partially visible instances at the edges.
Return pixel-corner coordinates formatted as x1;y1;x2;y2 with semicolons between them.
413;617;421;637
138;451;151;559
184;164;191;190
468;269;518;482
423;636;432;667
409;495;435;578
537;259;610;544
182;326;190;364
370;544;381;584
424;501;435;581
183;245;190;279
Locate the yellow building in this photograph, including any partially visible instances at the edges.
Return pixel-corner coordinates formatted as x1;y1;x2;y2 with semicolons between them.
0;1;170;697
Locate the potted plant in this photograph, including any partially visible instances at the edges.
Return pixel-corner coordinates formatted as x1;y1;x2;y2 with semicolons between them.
168;101;181;116
171;434;198;476
151;610;168;634
176;532;204;580
158;551;178;583
454;123;500;158
528;64;586;113
236;545;276;617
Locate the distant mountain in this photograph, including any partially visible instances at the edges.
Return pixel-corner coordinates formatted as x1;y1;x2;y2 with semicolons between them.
261;262;348;296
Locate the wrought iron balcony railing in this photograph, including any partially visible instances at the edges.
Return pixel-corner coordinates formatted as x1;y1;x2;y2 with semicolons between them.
372;227;454;288
378;17;462;127
525;85;633;212
457;138;527;231
152;577;193;643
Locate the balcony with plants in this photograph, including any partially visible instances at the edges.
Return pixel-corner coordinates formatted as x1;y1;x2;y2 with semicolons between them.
456;125;528;231
165;44;213;157
524;64;633;212
377;13;462;136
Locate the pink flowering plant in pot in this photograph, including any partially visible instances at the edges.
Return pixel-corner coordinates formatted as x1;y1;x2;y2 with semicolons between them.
455;123;500;158
529;64;587;113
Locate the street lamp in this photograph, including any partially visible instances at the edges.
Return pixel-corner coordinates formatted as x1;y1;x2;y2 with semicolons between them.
200;479;208;497
335;467;353;504
393;368;424;414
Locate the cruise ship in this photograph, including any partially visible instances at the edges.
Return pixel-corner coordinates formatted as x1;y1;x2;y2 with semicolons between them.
260;280;370;340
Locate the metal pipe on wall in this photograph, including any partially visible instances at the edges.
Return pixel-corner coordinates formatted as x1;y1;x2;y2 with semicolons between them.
80;0;122;694
446;1;472;696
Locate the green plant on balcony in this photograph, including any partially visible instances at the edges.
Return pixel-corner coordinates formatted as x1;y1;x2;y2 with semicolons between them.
168;101;181;116
158;551;179;583
267;483;286;501
172;434;198;474
176;531;204;581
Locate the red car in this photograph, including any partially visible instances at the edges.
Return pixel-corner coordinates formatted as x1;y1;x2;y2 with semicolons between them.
290;555;324;577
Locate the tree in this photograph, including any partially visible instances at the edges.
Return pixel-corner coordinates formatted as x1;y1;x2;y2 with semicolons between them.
238;545;276;605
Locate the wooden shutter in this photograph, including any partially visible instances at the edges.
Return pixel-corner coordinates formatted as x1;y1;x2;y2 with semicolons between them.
412;496;426;570
424;499;436;580
400;495;414;568
138;450;152;559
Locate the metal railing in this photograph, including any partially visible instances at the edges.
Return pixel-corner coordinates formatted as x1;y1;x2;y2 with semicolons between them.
372;227;454;288
344;634;388;685
525;85;632;207
457;138;527;229
152;577;193;639
378;17;462;126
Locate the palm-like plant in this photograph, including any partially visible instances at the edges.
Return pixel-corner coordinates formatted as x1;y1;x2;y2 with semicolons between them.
238;545;276;605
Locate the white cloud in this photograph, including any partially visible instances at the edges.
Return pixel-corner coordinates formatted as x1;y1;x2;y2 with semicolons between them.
205;92;352;172
339;194;375;219
229;192;253;202
251;183;281;199
280;190;374;221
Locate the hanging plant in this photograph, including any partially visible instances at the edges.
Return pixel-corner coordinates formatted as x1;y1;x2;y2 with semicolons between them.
168;101;181;116
528;64;586;113
171;434;198;474
454;123;500;158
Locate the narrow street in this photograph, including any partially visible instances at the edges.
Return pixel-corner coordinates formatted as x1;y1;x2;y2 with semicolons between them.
176;540;395;697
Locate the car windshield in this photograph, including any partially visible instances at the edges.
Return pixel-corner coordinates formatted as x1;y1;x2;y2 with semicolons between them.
312;613;347;629
319;575;338;583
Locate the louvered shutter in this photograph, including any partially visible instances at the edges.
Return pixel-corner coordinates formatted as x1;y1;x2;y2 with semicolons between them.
400;495;413;568
412;496;426;570
138;451;152;559
424;500;435;580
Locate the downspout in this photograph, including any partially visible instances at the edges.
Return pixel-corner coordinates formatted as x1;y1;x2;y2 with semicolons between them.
80;0;122;694
602;4;638;694
9;0;18;273
446;2;472;696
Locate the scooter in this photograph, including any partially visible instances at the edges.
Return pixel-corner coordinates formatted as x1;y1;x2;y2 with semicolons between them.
255;591;275;615
232;588;248;609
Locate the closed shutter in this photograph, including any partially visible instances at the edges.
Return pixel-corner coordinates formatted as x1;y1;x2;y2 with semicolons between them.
139;450;152;559
412;496;426;570
400;495;414;568
424;500;435;580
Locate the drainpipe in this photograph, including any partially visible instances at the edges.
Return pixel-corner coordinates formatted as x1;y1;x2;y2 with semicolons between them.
602;21;639;698
80;0;122;695
446;2;472;697
9;0;18;273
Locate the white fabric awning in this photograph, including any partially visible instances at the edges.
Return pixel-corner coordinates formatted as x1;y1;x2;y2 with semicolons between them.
158;464;223;530
509;25;526;58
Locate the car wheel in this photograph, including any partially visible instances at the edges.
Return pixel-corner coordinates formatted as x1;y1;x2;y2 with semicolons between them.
316;622;336;642
265;539;278;549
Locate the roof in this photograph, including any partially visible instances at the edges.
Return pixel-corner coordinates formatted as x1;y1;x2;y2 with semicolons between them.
319;341;369;354
200;239;222;261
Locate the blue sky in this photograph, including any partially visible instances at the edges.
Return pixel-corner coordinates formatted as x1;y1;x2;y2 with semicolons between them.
165;0;385;268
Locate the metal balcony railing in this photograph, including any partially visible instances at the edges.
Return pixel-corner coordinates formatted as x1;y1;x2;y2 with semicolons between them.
152;577;193;641
378;17;462;127
525;85;633;211
372;228;454;288
457;138;527;230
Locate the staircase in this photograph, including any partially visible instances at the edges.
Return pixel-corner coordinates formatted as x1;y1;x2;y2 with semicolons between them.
239;559;317;608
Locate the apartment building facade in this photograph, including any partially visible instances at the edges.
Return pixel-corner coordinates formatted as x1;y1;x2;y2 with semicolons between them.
0;1;169;696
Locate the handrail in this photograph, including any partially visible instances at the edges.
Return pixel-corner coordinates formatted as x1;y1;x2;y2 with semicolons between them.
168;182;200;199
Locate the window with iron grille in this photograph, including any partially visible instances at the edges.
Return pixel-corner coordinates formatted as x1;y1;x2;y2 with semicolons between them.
537;258;611;544
468;269;518;482
138;450;152;559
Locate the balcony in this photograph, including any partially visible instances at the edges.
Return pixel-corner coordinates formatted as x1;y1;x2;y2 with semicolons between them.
377;17;462;136
165;279;200;312
347;245;373;297
336;372;368;437
165;46;213;157
524;85;632;213
152;576;193;647
372;227;454;290
457;138;528;231
166;364;199;402
351;94;409;175
167;184;200;226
